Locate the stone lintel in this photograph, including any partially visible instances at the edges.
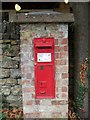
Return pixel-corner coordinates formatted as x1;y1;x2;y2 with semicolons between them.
13;11;74;23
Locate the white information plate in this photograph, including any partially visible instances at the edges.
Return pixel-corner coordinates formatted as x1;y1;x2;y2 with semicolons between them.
37;53;51;62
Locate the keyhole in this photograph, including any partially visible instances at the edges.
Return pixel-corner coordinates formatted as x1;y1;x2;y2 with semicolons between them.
41;83;42;85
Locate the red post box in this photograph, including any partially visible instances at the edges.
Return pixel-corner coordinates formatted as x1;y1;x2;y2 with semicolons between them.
34;38;55;98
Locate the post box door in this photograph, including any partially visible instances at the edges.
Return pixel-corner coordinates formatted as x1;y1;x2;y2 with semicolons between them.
34;38;55;98
35;64;55;98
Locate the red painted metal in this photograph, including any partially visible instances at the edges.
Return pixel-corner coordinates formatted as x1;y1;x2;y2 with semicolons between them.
34;38;55;98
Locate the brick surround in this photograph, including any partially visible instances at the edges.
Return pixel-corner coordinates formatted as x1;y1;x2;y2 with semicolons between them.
20;23;68;118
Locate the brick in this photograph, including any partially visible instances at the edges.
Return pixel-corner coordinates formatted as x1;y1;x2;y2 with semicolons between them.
22;80;30;85
62;73;68;79
55;53;59;59
21;67;32;77
56;94;59;98
26;100;33;105
63;46;68;51
60;52;68;58
21;66;26;74
26;73;32;79
32;93;35;98
51;101;60;105
35;100;40;105
55;46;61;52
24;113;30;118
23;93;31;101
58;100;68;105
62;93;68;98
27;112;40;118
55;86;58;93
23;87;34;93
55;73;61;81
62;86;68;92
52;112;62;118
55;39;58;45
56;80;60;86
52;100;68;105
50;32;54;37
55;66;68;73
41;112;52;118
62;80;68;86
55;60;67;65
61;38;68;44
31;32;35;36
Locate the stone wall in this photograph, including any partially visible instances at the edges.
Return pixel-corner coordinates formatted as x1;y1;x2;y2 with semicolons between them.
0;22;22;109
20;23;68;118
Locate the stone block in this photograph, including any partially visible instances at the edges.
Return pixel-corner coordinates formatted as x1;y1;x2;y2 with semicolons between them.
18;79;22;85
0;44;2;55
0;79;6;85
6;78;17;85
12;57;20;61
1;86;10;95
10;69;21;78
0;55;2;61
0;40;3;44
0;69;10;79
2;44;11;56
0;34;2;40
11;45;20;57
2;34;10;40
2;57;19;68
11;40;20;45
3;44;20;57
9;101;22;108
11;85;22;95
7;95;22;104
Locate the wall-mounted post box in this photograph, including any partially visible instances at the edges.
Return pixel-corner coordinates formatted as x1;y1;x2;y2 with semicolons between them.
34;38;55;98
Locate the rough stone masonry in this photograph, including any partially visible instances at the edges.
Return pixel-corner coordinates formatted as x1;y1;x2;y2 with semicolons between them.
20;23;68;118
0;22;22;109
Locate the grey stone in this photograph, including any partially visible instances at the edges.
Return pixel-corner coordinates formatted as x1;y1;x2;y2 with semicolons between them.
1;86;10;95
2;44;11;56
11;85;22;95
2;57;19;68
15;12;74;23
0;44;2;55
9;102;22;107
6;78;17;85
0;79;6;85
18;79;22;85
10;69;21;78
7;95;18;103
11;45;20;57
7;95;22;104
2;34;10;40
11;40;19;45
0;69;10;79
12;57;20;61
